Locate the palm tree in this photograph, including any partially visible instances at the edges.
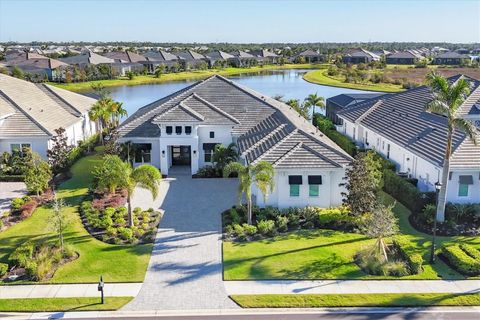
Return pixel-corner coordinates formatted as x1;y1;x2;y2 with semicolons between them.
304;93;325;123
223;161;275;225
125;164;162;227
286;99;310;120
108;100;128;128
212;143;238;175
425;72;477;221
89;99;111;145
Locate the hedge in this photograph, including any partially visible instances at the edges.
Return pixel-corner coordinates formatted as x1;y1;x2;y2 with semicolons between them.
393;238;424;274
383;169;435;213
0;175;25;182
460;244;480;261
314;114;357;156
441;245;480;276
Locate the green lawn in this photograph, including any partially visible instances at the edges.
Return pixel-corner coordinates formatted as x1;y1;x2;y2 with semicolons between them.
231;293;480;308
0;152;152;283
223;192;480;280
0;297;132;311
50;64;320;92
303;69;405;93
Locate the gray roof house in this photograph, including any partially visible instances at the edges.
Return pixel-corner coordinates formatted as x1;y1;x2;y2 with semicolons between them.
433;52;471;65
337;74;480;205
342;49;380;64
118;75;352;208
229;50;257;67
386;51;423;65
176;50;208;69
142;50;181;72
326;93;387;125
249;50;279;64
3;52;69;81
60;51;115;65
205;50;236;67
295;49;325;63
0;74;98;158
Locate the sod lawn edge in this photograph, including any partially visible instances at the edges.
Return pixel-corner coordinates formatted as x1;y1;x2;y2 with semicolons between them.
303;69;405;93
231;293;480;308
49;64;322;92
0;296;133;312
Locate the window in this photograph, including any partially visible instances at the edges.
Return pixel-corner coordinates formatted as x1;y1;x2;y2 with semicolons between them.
175;126;182;135
185;126;192;135
166;126;172;135
387;144;391;159
134;143;152;163
308;175;322;197
288;175;302;197
365;131;368;145
10;143;31;155
203;143;217;162
458;175;473;197
353;127;356;140
209;131;215;138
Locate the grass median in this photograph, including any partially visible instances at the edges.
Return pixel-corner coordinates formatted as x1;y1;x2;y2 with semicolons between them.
0;297;133;312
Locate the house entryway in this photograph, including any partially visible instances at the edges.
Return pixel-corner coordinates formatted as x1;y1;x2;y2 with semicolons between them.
171;145;191;166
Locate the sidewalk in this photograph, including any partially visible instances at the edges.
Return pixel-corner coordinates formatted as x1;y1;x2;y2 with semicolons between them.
224;280;480;295
0;283;142;299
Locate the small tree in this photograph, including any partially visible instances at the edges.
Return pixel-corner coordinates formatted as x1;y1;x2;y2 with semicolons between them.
49;195;70;253
154;64;166;78
126;71;135;80
286;99;310;120
25;152;52;196
212;143;238;175
359;203;398;262
11;66;24;79
223;161;275;225
93;155;130;194
342;151;383;216
47;127;73;174
303;93;325;123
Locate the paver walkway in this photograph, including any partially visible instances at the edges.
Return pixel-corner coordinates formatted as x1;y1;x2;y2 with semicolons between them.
225;280;480;295
0;283;141;298
123;166;239;310
0;182;26;214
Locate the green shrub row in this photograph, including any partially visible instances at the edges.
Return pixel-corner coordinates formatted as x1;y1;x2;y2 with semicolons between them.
8;241;35;267
441;245;480;276
313;114;357;156
392;238;424;274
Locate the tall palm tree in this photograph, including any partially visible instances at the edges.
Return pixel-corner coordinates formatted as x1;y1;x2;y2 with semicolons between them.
223;161;275;225
89;99;111;145
108;100;128;128
425;72;477;221
124;164;162;227
304;93;325;123
286;99;310;120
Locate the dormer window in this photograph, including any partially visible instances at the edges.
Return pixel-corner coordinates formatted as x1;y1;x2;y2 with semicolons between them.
209;131;215;138
175;126;182;135
185;126;192;135
166;126;172;135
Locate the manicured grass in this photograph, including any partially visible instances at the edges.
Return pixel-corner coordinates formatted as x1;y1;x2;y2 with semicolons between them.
50;64;320;92
303;69;405;92
231;293;480;308
0;297;132;311
0;152;152;283
223;192;480;280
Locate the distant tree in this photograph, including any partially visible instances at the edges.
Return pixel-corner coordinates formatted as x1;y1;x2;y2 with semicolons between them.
425;72;477;221
11;66;24;79
64;69;72;83
296;56;306;64
47;127;73;174
212;143;238;174
49;195;70;253
125;70;135;80
223;161;275;225
342;151;383;216
154;64;166;78
303;93;325;123
359;203;398;262
25;152;52;196
286;99;310;120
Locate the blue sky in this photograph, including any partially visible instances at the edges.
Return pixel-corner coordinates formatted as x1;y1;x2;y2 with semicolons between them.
0;0;479;43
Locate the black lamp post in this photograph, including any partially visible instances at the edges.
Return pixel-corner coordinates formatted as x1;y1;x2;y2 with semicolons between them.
430;181;442;264
98;276;105;304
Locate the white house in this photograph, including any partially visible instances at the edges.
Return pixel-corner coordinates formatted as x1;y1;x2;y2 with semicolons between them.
118;75;352;208
337;75;480;204
0;74;97;158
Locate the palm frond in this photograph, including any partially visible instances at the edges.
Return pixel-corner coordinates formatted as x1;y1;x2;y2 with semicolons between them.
425;100;449;115
223;161;245;178
448;78;471;109
452;118;478;145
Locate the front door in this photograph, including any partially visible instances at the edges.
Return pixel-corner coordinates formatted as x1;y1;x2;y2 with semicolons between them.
171;146;191;166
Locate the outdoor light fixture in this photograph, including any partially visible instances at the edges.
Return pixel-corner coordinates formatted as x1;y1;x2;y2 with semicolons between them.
162;150;165;157
430;181;442;264
193;150;197;155
98;276;105;304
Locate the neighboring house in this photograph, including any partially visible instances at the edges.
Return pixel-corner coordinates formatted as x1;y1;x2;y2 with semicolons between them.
372;49;391;57
143;50;181;72
295;49;325;63
337;75;480;204
59;51;115;66
0;74;97;158
117;75;352;208
103;51;146;75
250;50;279;64
456;48;470;55
3;52;69;81
342;49;380;64
326;93;387;125
229;50;257;67
176;50;208;69
433;52;470;65
386;51;423;65
205;50;236;67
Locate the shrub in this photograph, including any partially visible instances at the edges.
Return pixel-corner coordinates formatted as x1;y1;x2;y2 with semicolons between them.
257;220;276;236
142;212;150;224
118;227;134;241
104;207;116;217
0;263;8;276
393;238;424;274
419;204;436;226
20;200;38;218
242;224;257;237
233;224;245;240
113;210;127;227
315;207;351;228
356;249;409;276
225;225;234;238
25;261;39;280
382;261;409;276
63;244;76;260
141;223;149;230
100;215;113;229
276;215;289;232
9;241;35;267
460;244;480;261
10;198;25;211
106;226;118;237
441;245;480;276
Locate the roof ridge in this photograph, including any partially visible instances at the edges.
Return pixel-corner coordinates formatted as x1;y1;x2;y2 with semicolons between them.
241;123;288;156
0;89;52;136
177;100;205;121
39;84;82;116
355;99;384;124
191;93;240;124
272;141;303;167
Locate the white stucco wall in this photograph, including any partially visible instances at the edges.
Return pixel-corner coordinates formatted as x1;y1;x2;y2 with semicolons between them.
254;168;346;209
0;137;50;158
447;171;480;204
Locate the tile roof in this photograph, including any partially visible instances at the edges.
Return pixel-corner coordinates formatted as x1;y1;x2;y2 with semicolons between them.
119;75;352;169
338;75;480;167
0;74;96;137
144;51;179;62
205;50;235;60
435;51;470;59
60;51;115;65
104;51;146;63
327;93;387;108
298;49;321;57
177;50;206;61
230;50;255;58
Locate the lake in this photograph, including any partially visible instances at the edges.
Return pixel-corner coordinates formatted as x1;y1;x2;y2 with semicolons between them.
106;69;376;118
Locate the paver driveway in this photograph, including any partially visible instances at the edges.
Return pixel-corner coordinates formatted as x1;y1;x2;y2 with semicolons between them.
123;167;239;310
0;182;26;214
